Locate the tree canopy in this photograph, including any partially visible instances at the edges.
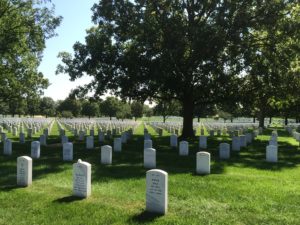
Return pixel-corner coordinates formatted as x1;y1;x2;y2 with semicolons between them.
0;0;61;103
57;0;299;136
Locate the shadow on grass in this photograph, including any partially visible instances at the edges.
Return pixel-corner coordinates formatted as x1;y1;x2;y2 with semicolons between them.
0;184;28;192
131;210;164;223
53;195;85;203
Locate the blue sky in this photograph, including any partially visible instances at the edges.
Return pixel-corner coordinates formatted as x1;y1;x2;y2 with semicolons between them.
39;0;98;100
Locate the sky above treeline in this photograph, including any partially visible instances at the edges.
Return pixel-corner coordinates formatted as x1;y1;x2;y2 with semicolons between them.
39;0;98;101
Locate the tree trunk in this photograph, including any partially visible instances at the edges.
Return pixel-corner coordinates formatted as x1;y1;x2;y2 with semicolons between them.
269;117;272;124
253;117;256;123
197;116;200;122
231;118;233;123
181;95;195;138
163;115;166;123
285;116;288;125
258;111;265;128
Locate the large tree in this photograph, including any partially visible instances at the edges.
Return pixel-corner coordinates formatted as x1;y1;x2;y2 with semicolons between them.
0;0;61;104
57;0;295;137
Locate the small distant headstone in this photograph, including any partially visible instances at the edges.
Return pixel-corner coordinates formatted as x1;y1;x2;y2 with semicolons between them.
39;134;47;146
240;135;247;147
144;139;153;150
245;133;252;144
98;131;105;143
217;130;221;136
1;132;7;142
121;132;127;144
199;136;207;149
146;169;168;215
209;130;214;137
27;128;32;138
196;152;210;174
170;134;178;148
158;128;163;137
61;135;68;144
200;129;205;135
12;127;18;136
114;138;122;152
101;145;112;165
19;132;25;144
73;159;91;198
31;141;40;159
179;141;189;156
90;129;94;136
17;156;32;187
266;145;278;162
144;148;156;169
43;128;49;138
78;131;85;141
219;143;230;159
86;136;94;149
63;142;73;161
3;139;12;155
232;136;240;151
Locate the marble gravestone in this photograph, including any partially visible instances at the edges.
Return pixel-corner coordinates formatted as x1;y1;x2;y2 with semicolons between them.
219;143;230;159
19;132;25;144
61;135;68;144
144;148;156;169
39;134;47;146
179;141;189;156
86;136;94;149
240;135;247;147
101;145;112;165
266;145;278;163
232;136;240;151
144;139;153;150
199;136;207;149
1;132;7;142
73;159;91;198
196;151;210;175
200;129;205;135
170;134;178;148
78;131;85;141
17;156;32;187
31;141;40;159
114;138;122;152
3;139;12;155
98;131;105;143
245;133;252;144
63;142;73;161
146;169;168;215
27;129;32;138
209;130;214;137
121;132;128;144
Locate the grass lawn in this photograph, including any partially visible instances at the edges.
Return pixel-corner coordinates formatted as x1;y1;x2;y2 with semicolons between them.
1;122;300;225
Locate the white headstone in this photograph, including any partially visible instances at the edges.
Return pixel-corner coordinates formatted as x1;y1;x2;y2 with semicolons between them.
73;159;91;198
196;151;210;174
232;136;240;151
63;142;73;161
266;145;278;162
17;156;32;186
146;169;168;215
245;133;252;144
40;134;47;146
199;136;207;149
101;145;112;165
19;132;25;144
31;141;40;159
240;135;247;147
170;134;178;148
121;132;128;144
219;143;230;159
114;138;122;152
144;148;156;169
98;131;105;142
179;141;189;156
86;136;94;149
3;139;12;155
